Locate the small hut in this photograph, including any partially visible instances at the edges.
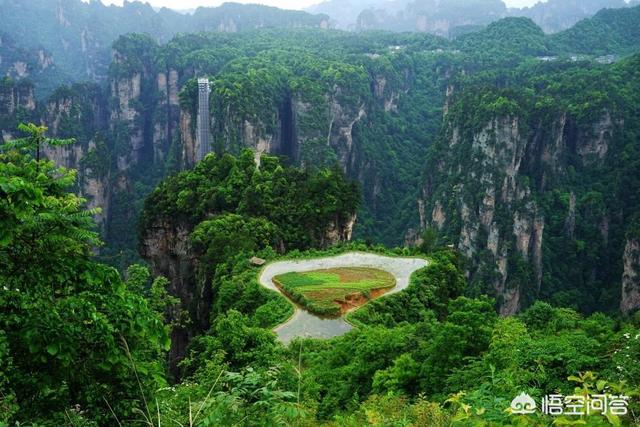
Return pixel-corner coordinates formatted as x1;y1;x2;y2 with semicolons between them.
250;256;266;266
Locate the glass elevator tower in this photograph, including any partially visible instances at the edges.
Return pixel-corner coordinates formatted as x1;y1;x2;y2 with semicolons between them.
196;78;211;162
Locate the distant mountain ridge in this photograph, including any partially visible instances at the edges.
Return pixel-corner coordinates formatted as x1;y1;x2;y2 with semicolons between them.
307;0;634;36
0;0;329;96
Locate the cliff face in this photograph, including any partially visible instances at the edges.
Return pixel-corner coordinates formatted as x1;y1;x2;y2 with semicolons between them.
0;79;36;141
139;222;201;374
182;85;369;171
180;76;395;219
0;80;35;113
420;84;631;313
155;69;181;163
2;33;406;255
41;84;110;228
621;238;640;313
0;33;59;96
45;141;111;228
108;63;180;168
422;116;545;314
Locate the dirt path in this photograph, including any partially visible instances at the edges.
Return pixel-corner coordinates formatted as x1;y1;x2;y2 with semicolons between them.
258;252;429;341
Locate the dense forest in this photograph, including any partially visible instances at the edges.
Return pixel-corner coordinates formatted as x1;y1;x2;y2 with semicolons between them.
1;0;640;425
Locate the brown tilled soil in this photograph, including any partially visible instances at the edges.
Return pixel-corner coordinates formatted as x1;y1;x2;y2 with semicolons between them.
333;287;391;314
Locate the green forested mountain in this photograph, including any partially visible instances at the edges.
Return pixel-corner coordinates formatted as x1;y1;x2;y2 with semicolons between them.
2;28;453;264
0;0;632;96
1;6;639;282
138;150;359;374
550;3;640;54
1;3;640;426
3;8;638;265
0;0;329;95
421;54;640;315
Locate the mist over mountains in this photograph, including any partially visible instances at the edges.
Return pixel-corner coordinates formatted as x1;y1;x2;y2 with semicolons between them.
2;0;636;97
307;0;636;35
0;0;329;95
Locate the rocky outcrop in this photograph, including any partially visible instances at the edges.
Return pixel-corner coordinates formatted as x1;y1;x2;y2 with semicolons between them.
186;82;369;177
41;84;110;228
577;112;613;163
419;107;620;314
139;222;202;376
323;214;357;246
327;96;366;172
621;239;640;314
180;109;196;168
110;72;143;168
0;79;35;120
0;79;37;144
44;141;111;228
155;69;181;163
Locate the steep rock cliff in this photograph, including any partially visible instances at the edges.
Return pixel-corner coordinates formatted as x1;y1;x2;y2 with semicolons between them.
41;84;110;228
422;116;546;314
621;238;640;313
0;78;37;140
419;65;639;314
139;222;201;373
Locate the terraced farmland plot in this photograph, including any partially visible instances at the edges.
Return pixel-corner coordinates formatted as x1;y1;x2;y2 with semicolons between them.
273;267;396;316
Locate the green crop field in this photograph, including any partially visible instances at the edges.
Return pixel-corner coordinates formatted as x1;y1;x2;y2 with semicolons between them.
273;267;396;316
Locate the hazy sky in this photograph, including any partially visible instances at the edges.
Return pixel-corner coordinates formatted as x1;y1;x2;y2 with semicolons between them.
99;0;545;11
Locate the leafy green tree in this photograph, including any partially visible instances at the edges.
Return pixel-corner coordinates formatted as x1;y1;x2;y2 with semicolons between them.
0;124;169;423
190;213;281;271
418;227;440;254
125;263;151;294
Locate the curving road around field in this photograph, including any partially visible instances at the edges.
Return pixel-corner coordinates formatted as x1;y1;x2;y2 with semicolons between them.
258;252;428;343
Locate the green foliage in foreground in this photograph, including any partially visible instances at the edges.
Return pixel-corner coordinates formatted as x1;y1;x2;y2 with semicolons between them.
274;268;395;317
0;125;170;424
160;246;640;426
